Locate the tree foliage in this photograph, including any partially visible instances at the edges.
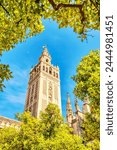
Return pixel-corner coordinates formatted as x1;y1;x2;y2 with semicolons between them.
0;0;100;91
0;63;12;91
72;50;100;117
0;0;100;53
86;139;100;150
72;50;100;149
82;113;100;142
40;103;63;138
0;103;93;150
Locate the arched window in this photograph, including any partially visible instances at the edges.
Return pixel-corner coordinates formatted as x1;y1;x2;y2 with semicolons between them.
46;59;49;62
49;67;52;74
43;66;45;71
53;71;55;77
56;73;58;78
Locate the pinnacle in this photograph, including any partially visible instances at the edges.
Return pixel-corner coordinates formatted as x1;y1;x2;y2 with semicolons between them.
67;92;71;104
42;45;50;58
43;45;48;52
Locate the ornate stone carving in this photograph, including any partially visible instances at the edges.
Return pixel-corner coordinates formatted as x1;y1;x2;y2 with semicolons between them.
48;81;53;102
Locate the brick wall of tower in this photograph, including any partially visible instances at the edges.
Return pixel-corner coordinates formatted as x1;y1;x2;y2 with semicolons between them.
25;47;61;117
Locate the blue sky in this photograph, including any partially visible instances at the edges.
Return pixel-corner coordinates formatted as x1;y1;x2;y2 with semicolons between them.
0;19;100;119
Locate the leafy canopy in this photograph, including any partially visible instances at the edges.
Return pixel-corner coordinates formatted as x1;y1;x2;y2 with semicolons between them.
0;64;12;91
72;50;100;149
40;103;63;138
0;0;100;53
82;113;100;142
0;0;100;91
0;103;91;150
72;50;100;116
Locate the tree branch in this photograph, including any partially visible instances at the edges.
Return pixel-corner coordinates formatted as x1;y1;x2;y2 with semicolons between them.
48;0;57;9
0;2;23;26
16;18;22;24
48;0;85;22
48;0;82;10
35;0;41;4
0;2;10;16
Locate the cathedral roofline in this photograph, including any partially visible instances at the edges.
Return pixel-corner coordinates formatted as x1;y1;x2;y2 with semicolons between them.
0;116;20;129
0;116;20;123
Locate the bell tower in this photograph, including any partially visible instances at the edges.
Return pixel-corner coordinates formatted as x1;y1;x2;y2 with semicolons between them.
25;46;61;117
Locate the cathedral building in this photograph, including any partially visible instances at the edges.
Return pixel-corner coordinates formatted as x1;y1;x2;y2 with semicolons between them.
0;46;61;128
25;46;62;117
66;94;90;136
0;46;90;136
0;116;20;129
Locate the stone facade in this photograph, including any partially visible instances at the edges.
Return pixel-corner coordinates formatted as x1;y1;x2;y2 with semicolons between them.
25;47;62;117
0;116;20;129
66;94;90;136
0;46;90;136
24;46;90;136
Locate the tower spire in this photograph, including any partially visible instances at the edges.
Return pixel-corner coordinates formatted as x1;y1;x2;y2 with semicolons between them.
75;97;80;112
43;45;48;52
39;46;51;63
42;46;50;56
66;93;72;114
66;93;73;127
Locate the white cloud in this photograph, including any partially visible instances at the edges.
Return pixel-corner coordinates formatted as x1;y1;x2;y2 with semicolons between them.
3;65;29;105
5;91;26;105
7;65;29;87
